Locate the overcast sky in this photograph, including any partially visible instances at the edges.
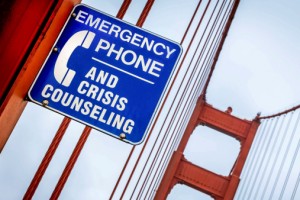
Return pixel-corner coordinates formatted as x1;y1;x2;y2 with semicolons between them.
0;0;300;200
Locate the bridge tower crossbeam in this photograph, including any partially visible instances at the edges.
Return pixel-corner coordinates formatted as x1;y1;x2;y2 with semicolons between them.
155;97;260;199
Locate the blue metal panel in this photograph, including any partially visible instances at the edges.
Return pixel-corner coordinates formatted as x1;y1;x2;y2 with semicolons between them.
29;4;182;144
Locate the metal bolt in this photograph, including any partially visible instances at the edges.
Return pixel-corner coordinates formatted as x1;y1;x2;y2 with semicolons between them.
72;13;76;17
53;47;58;52
120;133;126;139
42;99;49;106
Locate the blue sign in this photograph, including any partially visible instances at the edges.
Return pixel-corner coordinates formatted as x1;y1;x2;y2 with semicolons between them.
28;4;182;144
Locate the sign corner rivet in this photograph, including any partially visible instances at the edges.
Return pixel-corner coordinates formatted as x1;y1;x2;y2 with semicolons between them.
120;133;126;139
42;100;49;106
72;13;76;17
53;47;58;52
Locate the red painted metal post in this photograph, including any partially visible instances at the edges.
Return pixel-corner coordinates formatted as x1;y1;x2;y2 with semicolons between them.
230;120;260;177
0;0;81;152
23;117;71;200
0;0;55;107
154;151;182;200
50;126;92;199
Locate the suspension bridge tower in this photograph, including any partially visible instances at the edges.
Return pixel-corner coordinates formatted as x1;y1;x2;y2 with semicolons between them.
154;97;260;199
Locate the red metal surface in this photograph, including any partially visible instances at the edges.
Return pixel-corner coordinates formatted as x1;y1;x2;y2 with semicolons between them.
23;117;71;200
154;151;183;200
0;0;54;107
230;120;260;177
198;103;252;141
154;96;260;199
0;0;81;152
176;156;230;198
21;0;80;198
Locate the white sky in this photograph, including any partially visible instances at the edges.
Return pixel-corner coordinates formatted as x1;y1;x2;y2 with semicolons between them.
0;0;300;199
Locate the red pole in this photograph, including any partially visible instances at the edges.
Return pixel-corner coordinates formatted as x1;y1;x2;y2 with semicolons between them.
50;126;92;199
116;0;132;19
23;117;71;200
136;0;155;27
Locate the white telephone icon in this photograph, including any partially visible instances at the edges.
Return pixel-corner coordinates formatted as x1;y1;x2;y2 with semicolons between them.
54;30;95;87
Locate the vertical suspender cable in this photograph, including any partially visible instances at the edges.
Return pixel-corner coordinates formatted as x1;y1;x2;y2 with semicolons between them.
148;1;235;198
269;111;300;199
180;0;203;44
246;118;277;199
279;110;300;199
260;113;293;199
50;126;91;199
136;0;154;27
46;1;133;199
132;0;215;198
142;0;228;198
148;0;236;197
103;1;134;199
132;0;205;196
23;117;71;200
109;147;134;200
253;116;285;199
240;119;273;199
246;117;279;199
189;0;235;106
235;120;267;199
201;0;239;100
116;1;157;199
116;0;131;19
291;167;300;200
148;30;220;200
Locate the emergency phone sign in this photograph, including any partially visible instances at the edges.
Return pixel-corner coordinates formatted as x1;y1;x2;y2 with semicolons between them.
28;4;182;144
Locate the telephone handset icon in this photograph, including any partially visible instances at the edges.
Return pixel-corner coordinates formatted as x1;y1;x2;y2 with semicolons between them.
54;30;95;87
